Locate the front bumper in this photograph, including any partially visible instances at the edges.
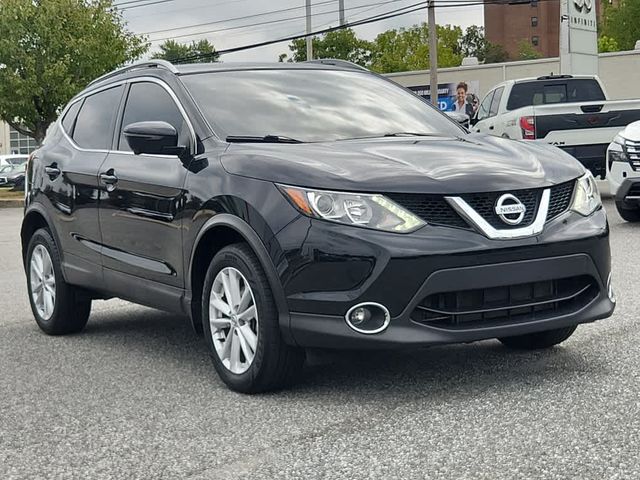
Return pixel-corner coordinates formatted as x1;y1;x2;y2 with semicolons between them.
275;208;614;349
613;178;640;208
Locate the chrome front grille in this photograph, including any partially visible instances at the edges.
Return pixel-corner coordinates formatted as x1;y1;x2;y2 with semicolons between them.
0;177;7;185
625;139;640;170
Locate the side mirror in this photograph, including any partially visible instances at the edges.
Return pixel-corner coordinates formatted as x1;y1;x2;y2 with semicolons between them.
123;121;186;157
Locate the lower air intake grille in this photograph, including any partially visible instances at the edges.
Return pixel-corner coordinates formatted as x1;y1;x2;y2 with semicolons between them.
412;275;598;329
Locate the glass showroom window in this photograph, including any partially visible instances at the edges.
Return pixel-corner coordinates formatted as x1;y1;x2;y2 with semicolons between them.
9;127;38;154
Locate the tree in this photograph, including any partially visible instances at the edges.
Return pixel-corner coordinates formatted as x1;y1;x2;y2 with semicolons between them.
281;28;373;66
484;42;510;63
516;40;542;60
369;23;462;73
460;25;487;60
598;35;619;53
0;0;147;144
153;39;218;64
601;0;640;51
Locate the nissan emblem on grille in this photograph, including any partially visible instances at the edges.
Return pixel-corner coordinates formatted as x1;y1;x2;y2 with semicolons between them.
494;194;526;225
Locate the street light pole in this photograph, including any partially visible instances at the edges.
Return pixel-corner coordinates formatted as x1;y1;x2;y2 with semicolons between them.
306;0;313;60
428;0;438;107
339;0;345;26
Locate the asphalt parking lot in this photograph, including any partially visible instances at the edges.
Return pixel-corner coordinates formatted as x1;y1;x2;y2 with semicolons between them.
1;197;639;480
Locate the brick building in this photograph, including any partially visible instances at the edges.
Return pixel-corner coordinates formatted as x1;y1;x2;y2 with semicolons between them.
484;0;561;59
484;0;612;60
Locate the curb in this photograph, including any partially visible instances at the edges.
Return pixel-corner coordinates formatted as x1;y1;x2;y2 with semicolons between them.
0;199;24;208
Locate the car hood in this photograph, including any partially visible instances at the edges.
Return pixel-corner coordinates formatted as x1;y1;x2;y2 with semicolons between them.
619;120;640;142
220;134;584;194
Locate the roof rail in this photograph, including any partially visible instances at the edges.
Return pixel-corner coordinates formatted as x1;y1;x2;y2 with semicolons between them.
304;59;369;71
536;74;573;80
87;59;179;87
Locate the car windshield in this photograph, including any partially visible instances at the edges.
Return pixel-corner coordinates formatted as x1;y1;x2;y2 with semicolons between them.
0;165;13;174
181;68;465;142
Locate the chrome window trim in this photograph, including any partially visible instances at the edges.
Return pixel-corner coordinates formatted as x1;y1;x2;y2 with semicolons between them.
59;76;197;156
445;189;551;240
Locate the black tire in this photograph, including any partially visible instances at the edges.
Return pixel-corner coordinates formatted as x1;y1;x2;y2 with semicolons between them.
201;243;305;393
615;202;640;222
499;325;577;350
26;228;91;335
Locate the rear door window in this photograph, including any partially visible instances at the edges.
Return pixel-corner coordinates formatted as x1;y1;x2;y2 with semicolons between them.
489;87;504;116
73;85;124;150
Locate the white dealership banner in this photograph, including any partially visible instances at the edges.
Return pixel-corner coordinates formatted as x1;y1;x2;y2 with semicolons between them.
560;0;598;75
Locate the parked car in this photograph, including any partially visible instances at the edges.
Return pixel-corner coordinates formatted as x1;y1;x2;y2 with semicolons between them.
472;75;640;179
22;60;615;393
606;120;640;221
0;154;29;168
0;163;26;190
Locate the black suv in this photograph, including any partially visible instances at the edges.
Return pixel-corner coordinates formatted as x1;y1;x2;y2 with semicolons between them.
22;60;615;392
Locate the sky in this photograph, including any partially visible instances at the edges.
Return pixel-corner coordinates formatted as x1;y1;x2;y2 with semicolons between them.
120;0;485;62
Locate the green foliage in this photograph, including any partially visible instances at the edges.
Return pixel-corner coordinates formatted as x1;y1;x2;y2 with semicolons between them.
0;0;148;143
484;42;510;63
152;39;218;64
369;24;463;73
282;28;373;66
460;26;509;64
516;40;542;60
598;35;619;53
601;0;640;51
280;23;510;72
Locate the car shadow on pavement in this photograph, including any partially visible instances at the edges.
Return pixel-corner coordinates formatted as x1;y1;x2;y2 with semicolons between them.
79;303;606;399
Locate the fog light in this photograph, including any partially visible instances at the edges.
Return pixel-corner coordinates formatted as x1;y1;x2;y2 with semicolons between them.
607;273;616;303
349;307;369;326
345;302;391;334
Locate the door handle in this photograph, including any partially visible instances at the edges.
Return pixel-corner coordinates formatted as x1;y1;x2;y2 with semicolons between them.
488;125;494;130
99;171;118;185
44;164;61;179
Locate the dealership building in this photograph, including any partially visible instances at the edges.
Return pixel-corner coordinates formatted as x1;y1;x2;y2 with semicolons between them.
0;122;38;156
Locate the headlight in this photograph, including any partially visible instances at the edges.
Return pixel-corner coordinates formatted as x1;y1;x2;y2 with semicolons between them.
612;134;626;146
570;172;602;216
278;185;425;233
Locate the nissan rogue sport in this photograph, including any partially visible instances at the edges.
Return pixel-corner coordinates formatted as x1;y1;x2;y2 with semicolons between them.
22;60;615;393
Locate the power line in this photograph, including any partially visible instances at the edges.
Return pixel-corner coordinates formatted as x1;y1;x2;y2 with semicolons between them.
141;0;337;36
118;0;178;11
169;0;557;62
149;0;424;42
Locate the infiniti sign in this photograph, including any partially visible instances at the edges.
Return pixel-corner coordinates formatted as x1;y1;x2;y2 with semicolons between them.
573;0;593;13
495;194;526;225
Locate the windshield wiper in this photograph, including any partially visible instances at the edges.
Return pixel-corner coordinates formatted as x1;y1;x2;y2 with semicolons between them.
226;135;303;144
382;132;440;137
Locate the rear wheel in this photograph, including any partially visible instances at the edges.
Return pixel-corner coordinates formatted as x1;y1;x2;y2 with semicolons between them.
26;228;91;335
202;243;304;393
499;326;577;350
615;202;640;222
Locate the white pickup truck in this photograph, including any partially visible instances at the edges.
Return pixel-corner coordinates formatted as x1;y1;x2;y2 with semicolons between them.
472;75;640;178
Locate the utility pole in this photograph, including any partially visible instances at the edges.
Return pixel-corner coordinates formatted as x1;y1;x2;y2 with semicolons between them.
306;0;313;60
428;0;438;107
338;0;345;26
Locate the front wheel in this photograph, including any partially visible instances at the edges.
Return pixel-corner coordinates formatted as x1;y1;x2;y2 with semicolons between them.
615;202;640;222
202;243;304;393
499;326;577;350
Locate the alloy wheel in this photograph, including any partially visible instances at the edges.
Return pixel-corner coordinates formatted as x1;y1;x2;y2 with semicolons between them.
209;267;259;374
30;244;56;320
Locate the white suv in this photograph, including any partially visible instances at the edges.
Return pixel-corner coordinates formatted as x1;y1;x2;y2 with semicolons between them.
607;121;640;221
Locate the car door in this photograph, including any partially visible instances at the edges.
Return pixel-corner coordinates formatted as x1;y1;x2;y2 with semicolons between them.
40;85;125;282
98;79;193;290
473;89;495;134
